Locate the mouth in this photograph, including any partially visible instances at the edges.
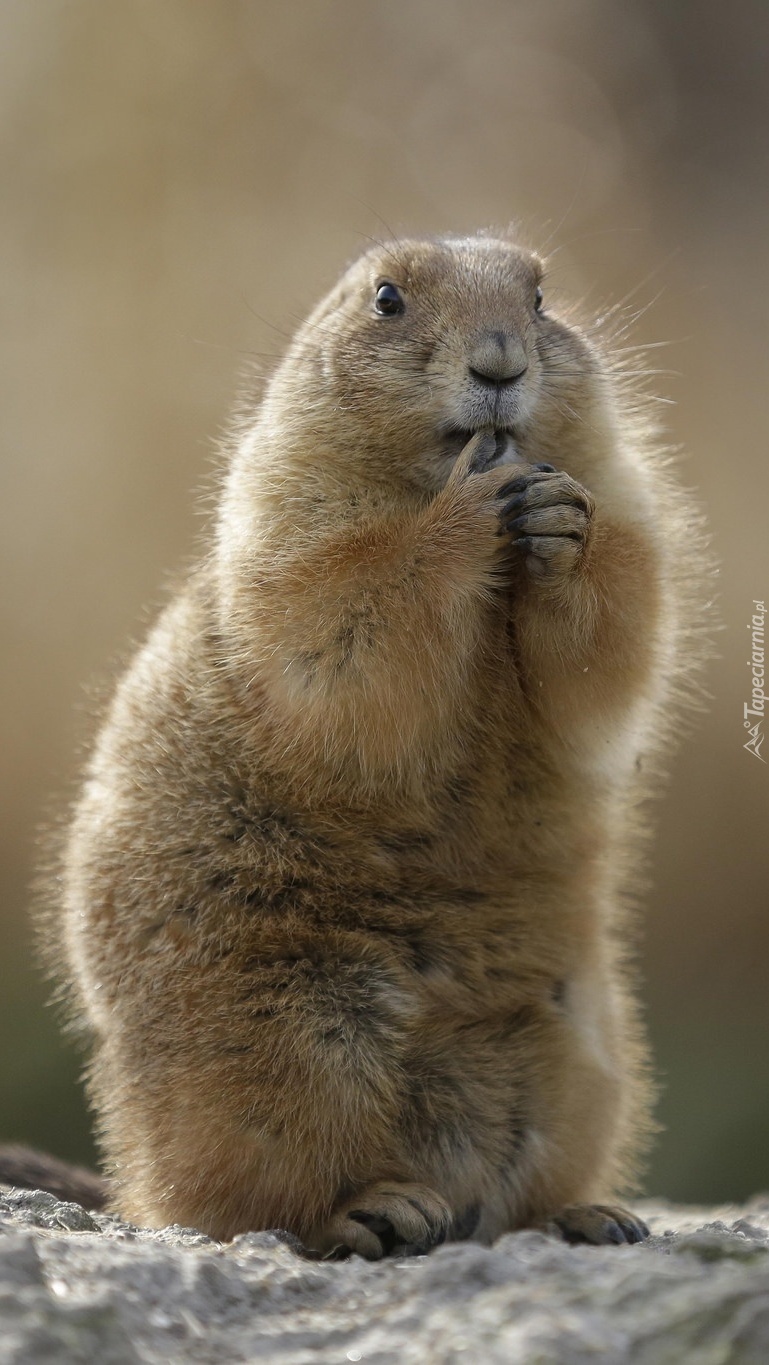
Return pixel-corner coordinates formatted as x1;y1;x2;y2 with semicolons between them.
440;425;526;469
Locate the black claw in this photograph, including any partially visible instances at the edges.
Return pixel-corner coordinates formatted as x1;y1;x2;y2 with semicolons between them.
348;1210;391;1234
554;1205;650;1249
506;514;528;534
604;1220;626;1245
592;1205;650;1245
348;1210;398;1253
346;1206;446;1258
553;1219;587;1246
500;495;525;517
623;1223;644;1245
534;462;557;473
496;476;529;499
623;1217;650;1244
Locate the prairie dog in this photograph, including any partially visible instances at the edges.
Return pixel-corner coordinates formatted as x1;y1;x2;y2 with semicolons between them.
50;234;707;1256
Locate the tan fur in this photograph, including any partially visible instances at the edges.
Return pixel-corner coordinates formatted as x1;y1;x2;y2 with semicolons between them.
44;234;711;1254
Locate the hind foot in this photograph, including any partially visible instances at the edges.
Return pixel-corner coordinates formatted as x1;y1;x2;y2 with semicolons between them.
311;1181;452;1261
548;1202;650;1246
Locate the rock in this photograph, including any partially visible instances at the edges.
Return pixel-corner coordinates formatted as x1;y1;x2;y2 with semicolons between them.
0;1188;100;1233
0;1189;768;1363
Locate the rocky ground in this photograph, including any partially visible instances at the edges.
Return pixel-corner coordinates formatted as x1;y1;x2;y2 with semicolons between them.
1;1187;768;1363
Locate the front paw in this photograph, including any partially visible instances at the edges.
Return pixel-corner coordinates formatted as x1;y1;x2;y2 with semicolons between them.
311;1181;452;1261
548;1202;650;1246
497;466;594;580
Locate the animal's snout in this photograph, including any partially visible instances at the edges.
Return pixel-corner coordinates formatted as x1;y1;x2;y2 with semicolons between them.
467;331;528;388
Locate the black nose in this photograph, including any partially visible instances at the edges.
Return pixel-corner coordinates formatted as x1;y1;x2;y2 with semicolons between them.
468;361;528;387
468;332;528;387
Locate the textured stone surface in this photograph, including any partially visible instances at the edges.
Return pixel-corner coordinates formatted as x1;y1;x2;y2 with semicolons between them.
1;1188;768;1363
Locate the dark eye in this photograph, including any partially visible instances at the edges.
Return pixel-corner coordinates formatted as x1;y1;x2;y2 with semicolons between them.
375;282;405;316
534;285;544;313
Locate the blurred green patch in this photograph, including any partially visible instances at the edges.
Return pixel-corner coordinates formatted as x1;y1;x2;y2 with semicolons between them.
1;935;96;1168
647;1002;769;1205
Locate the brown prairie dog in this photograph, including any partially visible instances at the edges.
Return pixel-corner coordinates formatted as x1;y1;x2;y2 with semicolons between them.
50;234;709;1256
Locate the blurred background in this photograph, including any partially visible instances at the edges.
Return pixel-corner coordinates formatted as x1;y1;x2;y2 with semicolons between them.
1;0;767;1205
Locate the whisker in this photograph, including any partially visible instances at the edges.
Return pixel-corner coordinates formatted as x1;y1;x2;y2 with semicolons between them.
612;338;689;354
547;226;645;258
180;333;283;363
537;160;590;254
598;250;681;317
